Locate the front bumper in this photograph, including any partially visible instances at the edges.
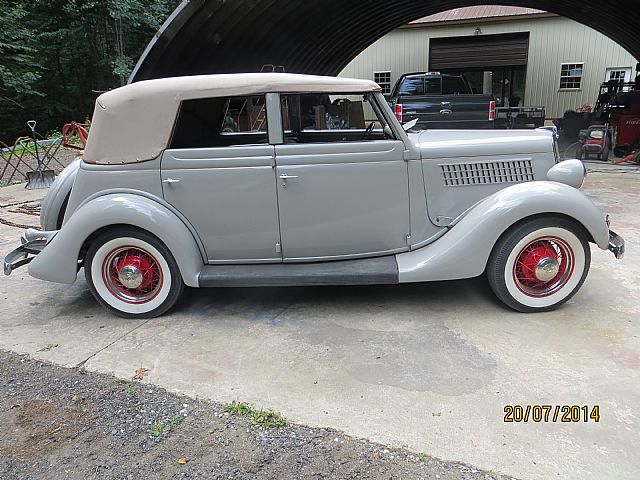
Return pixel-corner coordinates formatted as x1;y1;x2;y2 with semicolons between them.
3;238;47;275
608;230;625;259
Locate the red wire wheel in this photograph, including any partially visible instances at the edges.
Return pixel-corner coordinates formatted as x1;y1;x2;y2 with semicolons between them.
85;229;184;318
102;246;164;304
512;236;575;298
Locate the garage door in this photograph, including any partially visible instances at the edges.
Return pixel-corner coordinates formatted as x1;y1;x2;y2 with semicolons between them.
429;33;530;70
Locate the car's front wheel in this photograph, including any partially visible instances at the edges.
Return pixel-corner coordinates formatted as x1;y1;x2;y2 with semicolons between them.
487;217;591;312
85;228;184;318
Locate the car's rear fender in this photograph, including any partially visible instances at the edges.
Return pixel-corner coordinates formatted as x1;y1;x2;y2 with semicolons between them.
40;159;81;230
28;193;205;287
396;181;609;283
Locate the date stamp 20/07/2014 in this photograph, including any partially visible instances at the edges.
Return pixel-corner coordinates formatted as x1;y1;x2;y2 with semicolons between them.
504;405;600;423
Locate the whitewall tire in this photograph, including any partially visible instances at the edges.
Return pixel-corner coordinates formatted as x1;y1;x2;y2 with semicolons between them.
487;217;591;312
85;228;184;318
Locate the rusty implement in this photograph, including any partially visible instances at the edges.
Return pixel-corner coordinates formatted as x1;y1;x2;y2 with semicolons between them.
25;121;55;190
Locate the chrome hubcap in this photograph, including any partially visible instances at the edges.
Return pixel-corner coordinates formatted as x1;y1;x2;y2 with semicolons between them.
102;246;163;304
534;257;560;282
118;265;143;289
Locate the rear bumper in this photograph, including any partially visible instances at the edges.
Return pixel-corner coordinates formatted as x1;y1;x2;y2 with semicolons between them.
608;229;625;259
3;238;47;275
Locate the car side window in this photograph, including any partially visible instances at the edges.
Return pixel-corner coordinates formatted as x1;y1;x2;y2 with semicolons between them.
170;95;268;149
280;92;394;144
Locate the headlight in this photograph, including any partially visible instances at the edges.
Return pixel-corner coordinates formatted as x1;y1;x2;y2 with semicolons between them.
546;159;585;189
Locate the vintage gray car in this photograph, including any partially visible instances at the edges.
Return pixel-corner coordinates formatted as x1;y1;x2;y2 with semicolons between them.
4;73;624;318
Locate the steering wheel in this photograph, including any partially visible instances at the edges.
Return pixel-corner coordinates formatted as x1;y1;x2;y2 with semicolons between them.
362;121;375;140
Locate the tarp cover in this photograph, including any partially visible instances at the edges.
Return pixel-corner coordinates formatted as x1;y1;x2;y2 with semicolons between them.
84;73;381;165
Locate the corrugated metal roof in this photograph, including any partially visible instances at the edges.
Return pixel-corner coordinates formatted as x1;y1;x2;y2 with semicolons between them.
130;0;640;83
411;6;549;25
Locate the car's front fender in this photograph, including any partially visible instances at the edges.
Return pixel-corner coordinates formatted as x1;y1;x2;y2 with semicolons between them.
28;193;205;287
396;181;610;283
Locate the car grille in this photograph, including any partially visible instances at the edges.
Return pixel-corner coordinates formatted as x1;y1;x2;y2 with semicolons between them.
441;160;534;187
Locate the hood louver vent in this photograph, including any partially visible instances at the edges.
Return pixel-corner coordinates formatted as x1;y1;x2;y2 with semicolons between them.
441;160;534;187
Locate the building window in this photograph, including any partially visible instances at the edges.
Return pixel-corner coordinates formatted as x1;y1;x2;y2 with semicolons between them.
374;71;392;95
560;63;583;89
606;67;632;82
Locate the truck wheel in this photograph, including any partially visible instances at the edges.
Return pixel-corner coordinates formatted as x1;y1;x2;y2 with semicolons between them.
487;218;590;312
85;228;184;318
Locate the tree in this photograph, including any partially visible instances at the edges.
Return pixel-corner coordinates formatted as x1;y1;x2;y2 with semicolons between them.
0;2;44;141
0;0;180;142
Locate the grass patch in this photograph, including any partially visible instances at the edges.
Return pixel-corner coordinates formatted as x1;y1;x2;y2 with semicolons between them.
124;386;140;395
115;377;127;384
169;415;184;425
150;422;167;437
224;401;287;428
250;409;288;428
224;401;253;416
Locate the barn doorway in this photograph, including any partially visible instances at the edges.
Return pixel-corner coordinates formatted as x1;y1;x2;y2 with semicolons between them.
429;33;529;107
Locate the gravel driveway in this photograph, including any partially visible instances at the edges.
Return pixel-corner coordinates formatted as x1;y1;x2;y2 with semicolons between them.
0;350;511;480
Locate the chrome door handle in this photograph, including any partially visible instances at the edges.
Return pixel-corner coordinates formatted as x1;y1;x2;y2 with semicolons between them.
162;178;181;184
440;109;452;115
279;174;298;187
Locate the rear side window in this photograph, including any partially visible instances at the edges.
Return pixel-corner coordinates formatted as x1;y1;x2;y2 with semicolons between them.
170;95;268;148
442;76;468;95
398;77;425;96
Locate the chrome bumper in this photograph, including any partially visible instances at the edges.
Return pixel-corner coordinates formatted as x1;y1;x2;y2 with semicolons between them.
3;238;47;275
608;230;625;260
3;229;57;276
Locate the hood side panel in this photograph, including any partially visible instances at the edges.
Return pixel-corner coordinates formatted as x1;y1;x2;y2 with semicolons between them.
416;130;556;227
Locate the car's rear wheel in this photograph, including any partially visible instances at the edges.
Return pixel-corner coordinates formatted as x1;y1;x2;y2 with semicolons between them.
487;217;590;312
85;228;184;318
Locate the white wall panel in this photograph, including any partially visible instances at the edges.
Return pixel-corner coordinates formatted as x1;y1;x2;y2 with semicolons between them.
339;16;638;118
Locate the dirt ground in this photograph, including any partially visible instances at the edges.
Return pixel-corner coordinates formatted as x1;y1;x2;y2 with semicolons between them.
0;350;512;480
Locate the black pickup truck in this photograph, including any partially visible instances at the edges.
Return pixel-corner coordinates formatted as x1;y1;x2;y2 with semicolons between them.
388;72;495;129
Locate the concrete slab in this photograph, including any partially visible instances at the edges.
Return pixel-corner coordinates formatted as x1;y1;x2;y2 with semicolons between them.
0;173;638;480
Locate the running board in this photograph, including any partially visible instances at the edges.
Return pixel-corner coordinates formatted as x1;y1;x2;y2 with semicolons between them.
198;256;399;287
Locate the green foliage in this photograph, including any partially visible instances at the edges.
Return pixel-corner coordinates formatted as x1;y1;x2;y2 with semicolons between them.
225;402;254;416
124;385;140;395
169;415;184;425
249;409;288;428
150;422;167;437
225;401;288;428
0;0;180;142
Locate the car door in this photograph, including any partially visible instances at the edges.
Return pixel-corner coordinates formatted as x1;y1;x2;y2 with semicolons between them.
161;94;282;263
274;92;410;261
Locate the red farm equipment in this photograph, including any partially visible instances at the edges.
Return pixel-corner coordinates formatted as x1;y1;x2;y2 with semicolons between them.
576;80;640;163
610;88;640;158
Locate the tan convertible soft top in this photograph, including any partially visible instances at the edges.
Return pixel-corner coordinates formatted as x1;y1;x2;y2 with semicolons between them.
84;73;381;165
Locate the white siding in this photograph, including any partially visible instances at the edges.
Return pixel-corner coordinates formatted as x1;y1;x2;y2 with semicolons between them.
339;16;638;118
